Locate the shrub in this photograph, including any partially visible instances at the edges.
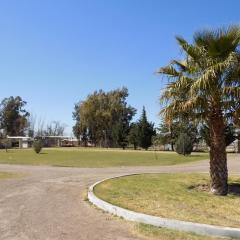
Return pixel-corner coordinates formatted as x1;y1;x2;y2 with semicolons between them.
33;140;43;154
2;139;11;152
175;133;193;155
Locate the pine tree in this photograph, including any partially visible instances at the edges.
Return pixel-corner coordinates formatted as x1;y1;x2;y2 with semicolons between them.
137;107;155;150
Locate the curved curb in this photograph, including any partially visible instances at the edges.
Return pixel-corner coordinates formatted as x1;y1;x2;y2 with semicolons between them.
88;174;240;238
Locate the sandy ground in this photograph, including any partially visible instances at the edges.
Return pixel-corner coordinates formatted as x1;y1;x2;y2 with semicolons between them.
0;154;239;240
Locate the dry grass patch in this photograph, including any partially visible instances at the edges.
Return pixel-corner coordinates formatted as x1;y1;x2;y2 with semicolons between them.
94;173;240;228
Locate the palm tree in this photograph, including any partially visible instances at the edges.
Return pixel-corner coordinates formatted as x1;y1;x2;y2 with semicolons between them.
158;26;240;195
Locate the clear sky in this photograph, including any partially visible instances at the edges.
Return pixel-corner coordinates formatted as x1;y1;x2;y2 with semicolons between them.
0;0;239;134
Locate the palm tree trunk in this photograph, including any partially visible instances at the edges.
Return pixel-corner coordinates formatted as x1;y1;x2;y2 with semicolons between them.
209;112;228;195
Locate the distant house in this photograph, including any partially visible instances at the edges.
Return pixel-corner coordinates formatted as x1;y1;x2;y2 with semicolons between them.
61;137;79;147
6;136;79;148
38;136;79;147
7;136;33;148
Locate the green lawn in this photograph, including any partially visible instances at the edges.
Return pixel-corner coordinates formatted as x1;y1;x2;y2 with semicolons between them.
0;148;208;168
94;173;240;228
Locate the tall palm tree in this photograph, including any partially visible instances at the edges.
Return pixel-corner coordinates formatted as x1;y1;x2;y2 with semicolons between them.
158;26;240;195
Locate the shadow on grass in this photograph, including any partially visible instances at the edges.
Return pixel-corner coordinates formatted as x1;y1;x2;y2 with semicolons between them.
228;183;240;196
188;183;240;196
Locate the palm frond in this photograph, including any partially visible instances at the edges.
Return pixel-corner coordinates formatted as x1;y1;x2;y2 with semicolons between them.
223;86;240;98
156;65;180;77
176;35;206;62
159;26;240;126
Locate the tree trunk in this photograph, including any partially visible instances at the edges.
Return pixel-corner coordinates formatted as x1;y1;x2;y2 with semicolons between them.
209;112;228;195
171;142;174;151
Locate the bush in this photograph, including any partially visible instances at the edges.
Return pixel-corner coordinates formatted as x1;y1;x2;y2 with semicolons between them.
1;139;11;152
175;133;193;155
33;140;43;154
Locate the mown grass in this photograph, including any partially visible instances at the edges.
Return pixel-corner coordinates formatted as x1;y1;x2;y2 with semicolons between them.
134;223;237;240
94;173;240;228
0;148;208;168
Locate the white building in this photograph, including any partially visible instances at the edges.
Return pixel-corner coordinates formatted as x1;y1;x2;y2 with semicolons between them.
7;136;33;148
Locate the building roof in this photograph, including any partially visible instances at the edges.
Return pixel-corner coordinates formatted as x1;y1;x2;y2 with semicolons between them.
7;136;33;140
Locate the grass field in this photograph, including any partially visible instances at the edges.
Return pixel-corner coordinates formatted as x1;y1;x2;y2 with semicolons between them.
0;148;208;168
94;173;240;228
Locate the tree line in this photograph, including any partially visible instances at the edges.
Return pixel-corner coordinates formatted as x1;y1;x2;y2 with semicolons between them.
154;120;238;153
72;87;156;149
0;90;156;150
0;96;66;138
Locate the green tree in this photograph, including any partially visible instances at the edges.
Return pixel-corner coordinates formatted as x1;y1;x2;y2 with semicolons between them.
128;123;139;150
157;122;171;145
157;121;198;150
175;133;193;155
112;121;128;149
33;139;43;154
72;102;81;145
137;107;155;150
73;88;136;147
0;96;29;136
112;106;136;148
158;26;240;195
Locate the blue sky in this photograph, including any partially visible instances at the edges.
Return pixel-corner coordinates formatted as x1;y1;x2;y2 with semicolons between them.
0;0;239;134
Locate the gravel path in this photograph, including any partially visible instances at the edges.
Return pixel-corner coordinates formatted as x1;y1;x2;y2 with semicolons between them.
0;154;239;240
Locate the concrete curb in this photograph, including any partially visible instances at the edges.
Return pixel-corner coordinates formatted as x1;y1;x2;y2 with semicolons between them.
88;174;240;238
